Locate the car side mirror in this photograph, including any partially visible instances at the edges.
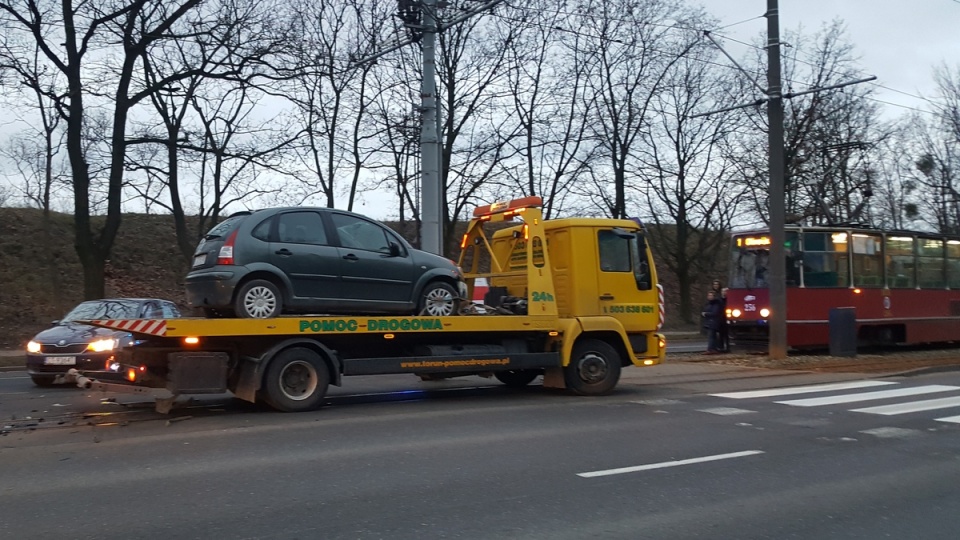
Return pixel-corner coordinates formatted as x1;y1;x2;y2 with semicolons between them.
387;242;402;257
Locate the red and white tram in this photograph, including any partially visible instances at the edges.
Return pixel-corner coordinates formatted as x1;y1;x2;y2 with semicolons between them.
726;226;960;349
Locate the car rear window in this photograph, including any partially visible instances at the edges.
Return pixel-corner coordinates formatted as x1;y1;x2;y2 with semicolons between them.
204;214;248;239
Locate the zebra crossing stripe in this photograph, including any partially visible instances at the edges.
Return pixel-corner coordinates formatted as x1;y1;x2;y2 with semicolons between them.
851;396;960;416
776;385;960;407
710;380;895;400
934;415;960;424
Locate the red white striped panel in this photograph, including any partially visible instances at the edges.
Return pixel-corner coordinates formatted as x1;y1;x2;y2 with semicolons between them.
91;319;168;337
656;284;665;331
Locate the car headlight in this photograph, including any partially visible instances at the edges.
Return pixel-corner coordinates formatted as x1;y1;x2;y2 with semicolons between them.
759;308;771;318
27;341;41;353
87;338;118;352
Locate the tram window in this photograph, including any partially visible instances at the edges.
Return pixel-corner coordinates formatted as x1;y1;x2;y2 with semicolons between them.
918;238;945;288
948;241;960;289
886;236;916;288
801;232;849;287
852;233;883;287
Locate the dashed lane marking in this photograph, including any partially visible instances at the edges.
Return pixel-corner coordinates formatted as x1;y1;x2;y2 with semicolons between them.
577;450;765;478
697;407;756;416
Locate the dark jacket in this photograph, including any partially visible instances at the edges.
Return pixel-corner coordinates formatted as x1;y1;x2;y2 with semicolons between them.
701;298;723;331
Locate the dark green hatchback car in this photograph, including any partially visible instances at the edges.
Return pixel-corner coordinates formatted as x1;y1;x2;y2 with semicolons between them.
186;207;467;318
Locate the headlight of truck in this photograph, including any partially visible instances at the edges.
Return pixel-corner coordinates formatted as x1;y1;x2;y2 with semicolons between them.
87;338;118;352
27;341;41;353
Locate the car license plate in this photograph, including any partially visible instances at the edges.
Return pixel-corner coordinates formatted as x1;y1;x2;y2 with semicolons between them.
193;254;206;267
44;356;76;365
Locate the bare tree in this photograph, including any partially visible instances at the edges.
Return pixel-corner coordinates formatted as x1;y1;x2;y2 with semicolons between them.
281;0;390;211
433;13;518;254
570;0;702;219
124;0;292;264
869;122;920;230
635;37;746;323
736;20;883;227
0;0;207;298
0;37;67;214
485;1;596;219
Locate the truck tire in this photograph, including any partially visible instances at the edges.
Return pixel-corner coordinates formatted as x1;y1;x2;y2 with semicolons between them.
262;347;329;412
235;279;282;319
564;339;621;396
418;281;459;317
494;370;540;388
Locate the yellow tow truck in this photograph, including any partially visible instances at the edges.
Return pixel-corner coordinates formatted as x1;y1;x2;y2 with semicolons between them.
72;196;666;412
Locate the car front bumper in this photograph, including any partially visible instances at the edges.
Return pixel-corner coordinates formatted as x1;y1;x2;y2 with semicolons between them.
26;351;116;376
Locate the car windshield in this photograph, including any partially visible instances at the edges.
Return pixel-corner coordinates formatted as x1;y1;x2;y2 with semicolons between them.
61;300;141;322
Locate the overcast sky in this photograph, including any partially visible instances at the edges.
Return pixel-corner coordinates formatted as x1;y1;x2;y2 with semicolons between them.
703;0;960;117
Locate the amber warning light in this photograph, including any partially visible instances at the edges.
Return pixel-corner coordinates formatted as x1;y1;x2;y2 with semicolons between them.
473;196;543;217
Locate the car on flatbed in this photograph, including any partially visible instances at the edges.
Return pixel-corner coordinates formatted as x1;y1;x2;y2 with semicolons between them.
186;207;467;319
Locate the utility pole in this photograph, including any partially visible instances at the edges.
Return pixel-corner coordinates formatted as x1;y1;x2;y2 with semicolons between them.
765;0;788;359
419;0;443;255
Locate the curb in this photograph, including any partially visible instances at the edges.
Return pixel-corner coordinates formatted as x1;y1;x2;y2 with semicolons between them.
879;364;960;378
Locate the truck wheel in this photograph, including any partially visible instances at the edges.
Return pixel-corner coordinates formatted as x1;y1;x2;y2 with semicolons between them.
418;281;459;316
235;279;282;318
494;370;540;388
262;347;329;412
564;339;621;396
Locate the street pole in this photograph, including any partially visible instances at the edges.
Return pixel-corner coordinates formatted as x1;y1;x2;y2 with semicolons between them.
420;0;443;255
766;0;788;359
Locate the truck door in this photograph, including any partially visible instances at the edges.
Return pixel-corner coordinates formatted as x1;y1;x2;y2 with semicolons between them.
596;228;656;332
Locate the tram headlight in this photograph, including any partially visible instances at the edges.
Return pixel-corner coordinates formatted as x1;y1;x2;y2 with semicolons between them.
731;309;742;318
760;308;771;318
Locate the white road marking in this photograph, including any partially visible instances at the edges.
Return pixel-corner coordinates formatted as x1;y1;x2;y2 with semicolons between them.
711;381;895;399
697;407;756;416
851;396;960;416
577;450;764;478
860;427;923;439
935;415;960;424
776;385;960;407
629;399;683;406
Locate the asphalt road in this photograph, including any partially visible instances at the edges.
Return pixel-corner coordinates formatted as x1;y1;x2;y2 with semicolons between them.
3;365;960;539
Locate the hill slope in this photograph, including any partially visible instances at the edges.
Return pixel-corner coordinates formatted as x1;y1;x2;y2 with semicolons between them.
0;208;191;348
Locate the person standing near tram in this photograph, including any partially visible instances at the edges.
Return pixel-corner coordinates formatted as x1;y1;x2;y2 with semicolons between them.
701;290;723;354
708;279;730;353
